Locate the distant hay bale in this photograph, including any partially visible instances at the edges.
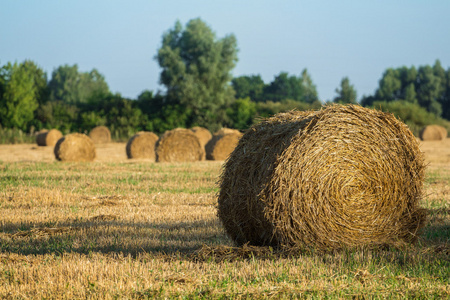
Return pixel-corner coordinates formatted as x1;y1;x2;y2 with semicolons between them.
155;128;204;162
190;126;212;148
190;127;212;160
419;125;447;141
36;129;62;146
214;128;241;136
205;129;242;161
89;126;111;144
54;133;96;162
218;104;426;251
126;131;159;160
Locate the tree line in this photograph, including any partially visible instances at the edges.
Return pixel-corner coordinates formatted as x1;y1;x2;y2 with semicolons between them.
1;18;449;140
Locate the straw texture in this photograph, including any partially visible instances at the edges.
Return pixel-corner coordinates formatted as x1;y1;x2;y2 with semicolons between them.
54;133;96;162
155;128;204;162
218;104;426;250
89;126;111;144
36;129;63;147
126;132;158;160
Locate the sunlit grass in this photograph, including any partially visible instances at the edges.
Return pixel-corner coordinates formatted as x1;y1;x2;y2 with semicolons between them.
0;159;448;299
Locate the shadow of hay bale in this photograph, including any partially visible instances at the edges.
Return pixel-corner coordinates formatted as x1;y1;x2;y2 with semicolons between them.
218;104;427;251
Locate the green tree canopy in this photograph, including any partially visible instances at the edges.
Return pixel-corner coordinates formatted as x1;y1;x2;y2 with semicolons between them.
333;77;357;104
231;75;265;102
364;60;448;118
156;18;238;130
0;61;42;130
263;69;319;103
48;64;110;105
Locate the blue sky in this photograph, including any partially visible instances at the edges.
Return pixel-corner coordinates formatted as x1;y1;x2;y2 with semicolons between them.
1;0;449;102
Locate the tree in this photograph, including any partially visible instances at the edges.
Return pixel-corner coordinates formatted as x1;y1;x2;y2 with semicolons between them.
262;69;319;103
416;65;443;116
156;18;238;130
231;75;265;102
375;68;402;101
300;69;319;104
0;61;41;130
48;64;110;105
263;72;299;102
226;97;256;129
35;100;79;133
333;77;357;104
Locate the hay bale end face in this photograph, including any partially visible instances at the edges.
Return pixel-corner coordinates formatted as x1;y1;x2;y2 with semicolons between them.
419;125;447;141
205;128;242;161
126;132;159;160
155;128;204;162
218;105;426;250
89;126;111;144
36;129;63;146
54;133;96;162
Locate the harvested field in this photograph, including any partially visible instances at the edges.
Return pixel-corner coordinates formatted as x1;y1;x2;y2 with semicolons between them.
0;137;448;298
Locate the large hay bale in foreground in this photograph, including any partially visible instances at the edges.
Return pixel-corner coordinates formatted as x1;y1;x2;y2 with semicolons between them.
126;132;159;160
89;126;111;144
218;105;426;250
54;133;96;162
36;129;62;146
155;128;204;162
205;129;242;161
419;125;447;141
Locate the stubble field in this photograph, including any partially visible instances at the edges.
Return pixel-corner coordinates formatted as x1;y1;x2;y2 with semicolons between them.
0;140;449;299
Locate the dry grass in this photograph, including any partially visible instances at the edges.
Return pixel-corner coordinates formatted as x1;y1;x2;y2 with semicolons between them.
0;138;448;298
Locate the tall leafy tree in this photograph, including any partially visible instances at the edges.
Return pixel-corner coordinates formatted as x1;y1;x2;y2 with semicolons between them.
48;64;110;105
333;77;357;104
263;72;300;102
416;65;443;116
300;69;319;104
156;18;238;130
231;75;265;102
0;61;41;130
262;69;318;103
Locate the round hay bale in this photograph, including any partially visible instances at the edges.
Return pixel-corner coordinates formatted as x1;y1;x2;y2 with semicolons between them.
190;127;212;160
205;130;242;161
155;128;204;162
218;105;426;250
190;126;212;148
419;125;447;141
89;126;111;144
126;131;159;160
214;128;241;136
54;133;96;162
36;129;62;147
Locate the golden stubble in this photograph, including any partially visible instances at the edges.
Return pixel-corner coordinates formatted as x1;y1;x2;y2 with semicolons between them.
0;140;448;298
